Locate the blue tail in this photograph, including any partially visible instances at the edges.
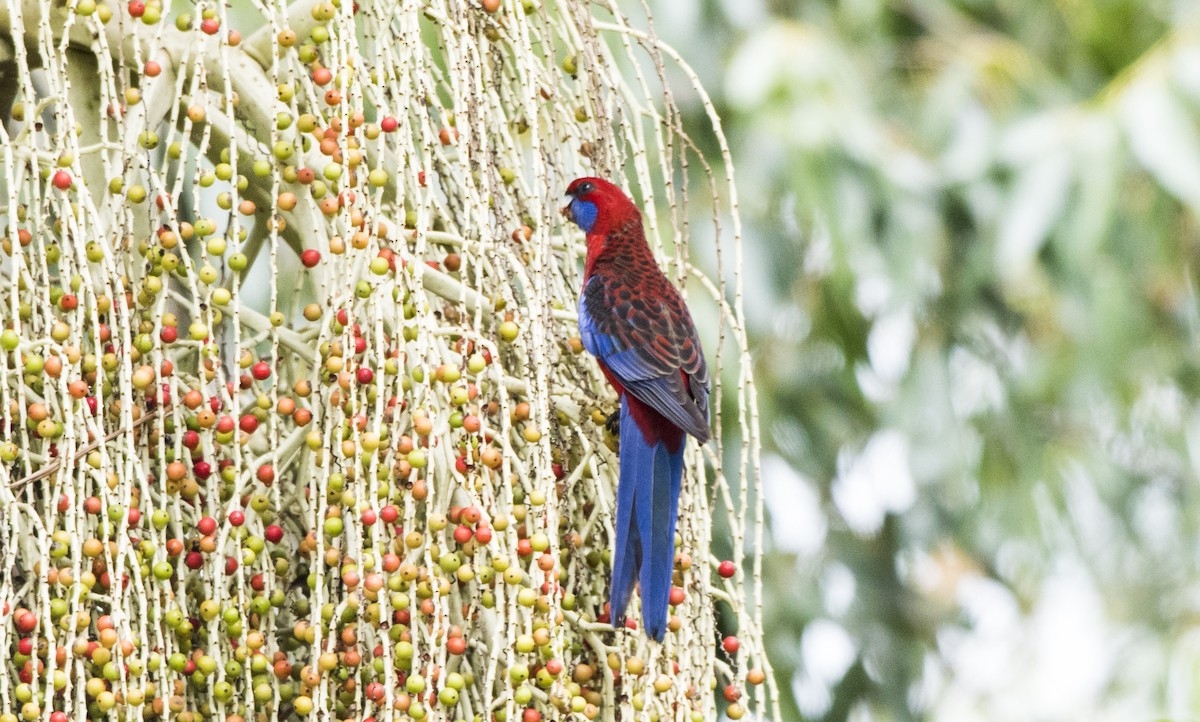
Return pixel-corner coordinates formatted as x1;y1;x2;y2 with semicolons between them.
609;396;685;641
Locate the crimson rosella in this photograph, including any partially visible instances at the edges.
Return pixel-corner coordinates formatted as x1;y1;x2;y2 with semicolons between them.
562;177;710;641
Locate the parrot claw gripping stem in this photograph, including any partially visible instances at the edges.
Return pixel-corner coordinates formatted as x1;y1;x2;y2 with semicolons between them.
605;410;621;437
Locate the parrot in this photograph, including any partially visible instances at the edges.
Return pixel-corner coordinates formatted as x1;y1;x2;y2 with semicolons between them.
561;176;710;641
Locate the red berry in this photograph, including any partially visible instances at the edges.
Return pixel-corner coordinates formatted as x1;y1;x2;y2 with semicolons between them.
265;525;284;543
453;525;473;544
127;507;141;526
239;414;258;434
312;67;332;86
356;367;375;384
461;506;482;524
474;526;492;544
14;611;36;634
143;60;161;77
722;636;739;654
522;708;542;722
380;116;398;132
197;516;217;536
251;361;271;380
160;325;177;343
362;509;377;526
723;684;741;703
669;586;685;606
185;551;204;569
257;464;275;484
183;430;200;449
200;17;219;34
193;460;212;479
228;510;245;527
718;560;736;578
17;637;33;655
225;556;238;575
337;308;350;326
447;636;466;655
52;170;72;190
127;0;144;16
300;249;321;267
379;505;398;523
216;415;235;434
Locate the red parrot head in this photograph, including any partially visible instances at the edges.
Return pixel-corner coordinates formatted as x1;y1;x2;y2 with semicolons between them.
562;177;637;234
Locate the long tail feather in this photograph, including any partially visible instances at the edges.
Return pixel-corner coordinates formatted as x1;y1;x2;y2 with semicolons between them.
610;396;685;641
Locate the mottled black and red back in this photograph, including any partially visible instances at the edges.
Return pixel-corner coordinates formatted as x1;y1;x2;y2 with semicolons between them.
579;220;710;442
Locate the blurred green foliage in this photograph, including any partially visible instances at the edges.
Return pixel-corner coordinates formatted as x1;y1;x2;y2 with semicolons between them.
645;0;1200;719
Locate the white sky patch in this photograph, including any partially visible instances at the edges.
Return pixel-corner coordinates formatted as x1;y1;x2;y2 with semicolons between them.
832;431;916;535
822;563;857;617
941;576;1022;695
948;346;1005;418
793;669;832;719
926;560;1122;722
803;618;858;688
1025;564;1111;719
854;273;893;316
867;308;916;384
762;454;826;556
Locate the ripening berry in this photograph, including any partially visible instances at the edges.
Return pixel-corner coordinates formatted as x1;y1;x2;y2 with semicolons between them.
52;170;72;190
197;516;217;536
722;635;739;654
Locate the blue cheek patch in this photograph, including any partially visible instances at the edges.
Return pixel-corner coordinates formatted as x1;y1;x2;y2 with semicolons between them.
570;199;598;232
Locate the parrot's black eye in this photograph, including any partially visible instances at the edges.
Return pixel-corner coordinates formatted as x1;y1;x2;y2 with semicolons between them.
577;181;594;195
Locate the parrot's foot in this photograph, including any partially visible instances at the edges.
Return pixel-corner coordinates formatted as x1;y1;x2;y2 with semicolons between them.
605;411;621;437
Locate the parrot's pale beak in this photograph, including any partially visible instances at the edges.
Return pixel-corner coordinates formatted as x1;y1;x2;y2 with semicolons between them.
560;202;573;223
